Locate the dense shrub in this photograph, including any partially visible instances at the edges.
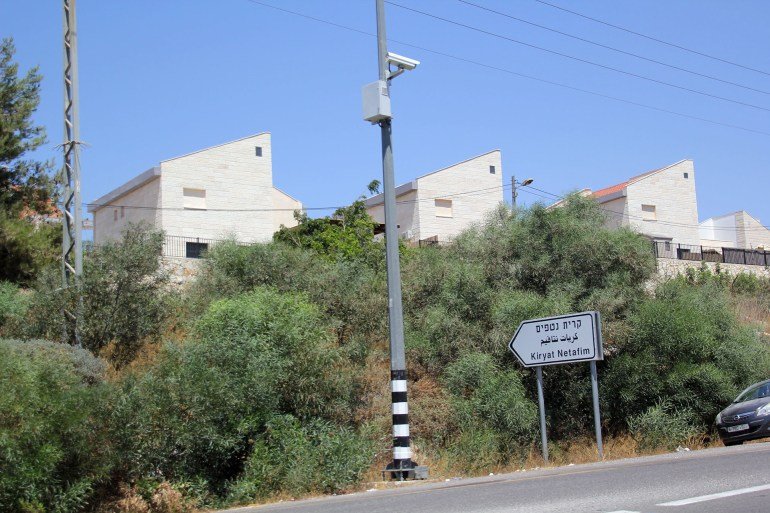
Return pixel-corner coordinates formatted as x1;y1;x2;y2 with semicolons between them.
628;400;700;451
0;339;111;512
0;281;28;335
228;415;372;502
26;224;169;365
443;353;537;463
604;278;770;430
111;288;353;496
192;241;387;345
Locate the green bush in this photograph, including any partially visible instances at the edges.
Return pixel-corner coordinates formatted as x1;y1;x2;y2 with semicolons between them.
0;339;111;512
444;353;537;460
604;278;770;430
192;240;387;345
228;415;372;502
0;281;28;335
26;224;169;365
111;288;353;496
628;400;699;451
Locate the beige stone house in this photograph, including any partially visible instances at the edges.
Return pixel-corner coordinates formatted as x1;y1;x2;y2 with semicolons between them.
364;150;503;244
565;159;700;246
700;211;770;250
88;133;301;257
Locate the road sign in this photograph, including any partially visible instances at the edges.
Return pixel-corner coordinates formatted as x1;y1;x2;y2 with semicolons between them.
508;311;603;368
507;311;605;463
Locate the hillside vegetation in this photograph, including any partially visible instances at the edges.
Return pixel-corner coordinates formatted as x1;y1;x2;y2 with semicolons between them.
1;196;769;512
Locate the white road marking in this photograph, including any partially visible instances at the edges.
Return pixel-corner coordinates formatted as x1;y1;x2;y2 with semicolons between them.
605;510;641;513
658;483;770;507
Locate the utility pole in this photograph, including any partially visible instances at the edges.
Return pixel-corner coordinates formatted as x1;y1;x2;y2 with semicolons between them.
364;0;425;479
62;0;83;345
512;176;534;210
512;175;517;208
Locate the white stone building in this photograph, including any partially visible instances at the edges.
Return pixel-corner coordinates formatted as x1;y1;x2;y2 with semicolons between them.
364;150;503;244
699;211;770;251
88;133;302;257
576;159;701;246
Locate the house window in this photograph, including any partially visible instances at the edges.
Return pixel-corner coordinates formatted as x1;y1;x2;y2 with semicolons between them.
435;199;453;218
664;241;671;251
183;188;207;210
641;204;656;221
255;146;263;157
113;209;118;221
489;165;496;174
120;206;125;218
185;242;209;259
683;172;689;179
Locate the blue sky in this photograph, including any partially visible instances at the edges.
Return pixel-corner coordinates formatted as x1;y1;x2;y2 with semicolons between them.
3;0;769;228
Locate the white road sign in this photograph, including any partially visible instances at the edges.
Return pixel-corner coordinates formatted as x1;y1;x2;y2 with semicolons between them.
508;311;603;367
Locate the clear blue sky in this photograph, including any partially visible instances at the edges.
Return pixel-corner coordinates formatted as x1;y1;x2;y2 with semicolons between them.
3;0;769;228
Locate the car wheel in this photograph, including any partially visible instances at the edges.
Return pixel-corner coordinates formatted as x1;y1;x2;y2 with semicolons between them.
724;440;744;446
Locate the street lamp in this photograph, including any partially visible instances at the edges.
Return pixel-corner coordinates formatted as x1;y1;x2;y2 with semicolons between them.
512;176;534;208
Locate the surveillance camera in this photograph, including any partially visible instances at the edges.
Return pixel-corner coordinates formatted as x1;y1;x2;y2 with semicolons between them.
387;52;420;71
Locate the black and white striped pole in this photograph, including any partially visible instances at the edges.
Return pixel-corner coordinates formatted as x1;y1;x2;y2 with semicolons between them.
362;0;425;480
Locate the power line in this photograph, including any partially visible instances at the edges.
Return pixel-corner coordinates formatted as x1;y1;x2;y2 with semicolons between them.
458;0;770;96
242;0;770;137
385;1;770;113
530;0;770;78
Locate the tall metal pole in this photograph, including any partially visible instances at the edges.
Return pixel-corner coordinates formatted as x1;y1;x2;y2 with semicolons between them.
62;0;83;346
536;366;549;463
512;175;517;208
376;0;413;475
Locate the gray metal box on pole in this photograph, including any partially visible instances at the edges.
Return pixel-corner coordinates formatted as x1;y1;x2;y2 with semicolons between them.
362;80;391;123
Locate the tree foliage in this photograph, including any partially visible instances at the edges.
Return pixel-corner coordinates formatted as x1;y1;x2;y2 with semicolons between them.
26;223;168;365
273;199;382;265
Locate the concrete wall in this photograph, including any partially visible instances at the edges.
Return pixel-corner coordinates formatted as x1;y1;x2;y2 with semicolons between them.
93;177;161;244
655;257;770;281
414;151;503;242
159;133;275;242
272;187;302;231
624;160;700;245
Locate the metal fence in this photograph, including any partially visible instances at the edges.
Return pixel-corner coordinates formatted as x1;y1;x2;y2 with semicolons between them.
652;241;770;267
163;235;225;258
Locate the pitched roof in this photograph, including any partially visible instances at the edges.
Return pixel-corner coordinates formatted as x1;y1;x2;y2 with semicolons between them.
591;159;690;203
364;149;500;208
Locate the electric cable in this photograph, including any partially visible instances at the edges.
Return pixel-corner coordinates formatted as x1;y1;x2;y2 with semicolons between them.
242;0;770;137
530;0;770;78
385;1;770;113
458;0;770;96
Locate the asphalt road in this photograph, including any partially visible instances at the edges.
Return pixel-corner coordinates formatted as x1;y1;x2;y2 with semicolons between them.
219;443;770;513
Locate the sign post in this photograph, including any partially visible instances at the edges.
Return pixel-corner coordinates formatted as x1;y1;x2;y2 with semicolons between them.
508;311;604;462
535;366;548;462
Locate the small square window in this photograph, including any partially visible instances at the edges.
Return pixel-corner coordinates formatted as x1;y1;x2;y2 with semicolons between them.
255;146;263;157
435;199;453;218
683;172;689;179
185;242;209;259
641;204;657;221
183;188;207;210
489;165;496;174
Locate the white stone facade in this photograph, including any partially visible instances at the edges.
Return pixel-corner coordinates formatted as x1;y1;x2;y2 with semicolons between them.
364;151;503;243
700;211;770;251
89;133;302;251
589;160;700;246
